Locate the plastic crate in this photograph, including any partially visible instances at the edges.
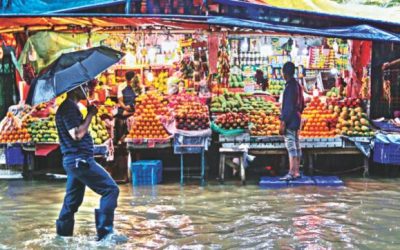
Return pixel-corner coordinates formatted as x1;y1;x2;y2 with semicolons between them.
131;160;162;186
174;135;206;154
287;176;315;187
6;145;25;166
313;176;344;187
259;176;288;189
373;142;400;165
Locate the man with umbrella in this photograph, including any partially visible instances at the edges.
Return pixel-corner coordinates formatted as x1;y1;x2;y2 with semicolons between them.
56;84;126;242
27;46;127;242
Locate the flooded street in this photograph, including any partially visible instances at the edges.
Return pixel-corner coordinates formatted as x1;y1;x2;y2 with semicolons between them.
1;179;400;249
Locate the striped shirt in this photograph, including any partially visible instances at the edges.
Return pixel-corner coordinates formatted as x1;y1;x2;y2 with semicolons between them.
56;99;94;156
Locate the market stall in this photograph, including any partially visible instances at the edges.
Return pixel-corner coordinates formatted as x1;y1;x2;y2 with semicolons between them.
0;10;398;182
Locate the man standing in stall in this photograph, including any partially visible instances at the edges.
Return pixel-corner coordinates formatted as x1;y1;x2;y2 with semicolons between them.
115;71;137;143
279;62;304;181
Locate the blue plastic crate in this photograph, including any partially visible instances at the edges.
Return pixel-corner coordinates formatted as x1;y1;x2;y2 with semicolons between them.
6;145;24;166
174;135;206;154
131;160;162;186
259;177;288;189
287;176;315;187
312;176;343;187
373;142;400;165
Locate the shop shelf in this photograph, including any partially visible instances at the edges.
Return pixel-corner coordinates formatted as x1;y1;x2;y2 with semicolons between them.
131;160;162;186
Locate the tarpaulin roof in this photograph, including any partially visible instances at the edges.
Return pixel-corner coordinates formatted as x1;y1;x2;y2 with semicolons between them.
0;16;209;32
1;15;399;42
207;16;400;42
247;0;400;25
0;0;124;14
212;0;400;34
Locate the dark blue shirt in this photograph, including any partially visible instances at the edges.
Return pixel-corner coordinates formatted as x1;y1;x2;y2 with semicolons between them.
56;99;94;156
280;78;304;130
122;85;136;107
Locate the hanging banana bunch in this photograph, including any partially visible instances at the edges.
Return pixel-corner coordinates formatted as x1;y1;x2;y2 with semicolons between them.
217;36;230;86
383;71;391;110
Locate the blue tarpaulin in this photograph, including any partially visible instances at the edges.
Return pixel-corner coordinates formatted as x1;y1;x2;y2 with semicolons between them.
0;0;124;14
206;16;400;42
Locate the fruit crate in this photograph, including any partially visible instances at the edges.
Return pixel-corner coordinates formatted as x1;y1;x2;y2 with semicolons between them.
373;142;400;165
131;160;162;186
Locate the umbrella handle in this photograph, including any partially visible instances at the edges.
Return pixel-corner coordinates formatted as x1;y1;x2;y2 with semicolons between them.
80;85;90;106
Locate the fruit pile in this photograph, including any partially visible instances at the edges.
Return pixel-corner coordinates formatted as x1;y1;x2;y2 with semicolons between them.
127;112;169;139
228;74;245;88
152;71;168;94
89;115;109;145
268;79;285;96
214;112;249;130
31;102;55;117
327;97;361;109
247;98;280;114
210;92;247;113
326;87;340;98
210;90;280;114
334;106;374;137
168;93;200;109
135;92;169;117
29;115;59;143
0;112;31;144
301;97;336;138
249;111;280;136
175;103;209;130
127;92;170;139
127;113;170;139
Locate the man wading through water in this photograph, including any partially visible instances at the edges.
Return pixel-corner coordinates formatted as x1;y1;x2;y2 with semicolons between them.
55;84;127;243
279;62;305;181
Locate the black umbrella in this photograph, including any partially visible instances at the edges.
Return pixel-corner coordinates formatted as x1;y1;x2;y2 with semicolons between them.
27;46;124;105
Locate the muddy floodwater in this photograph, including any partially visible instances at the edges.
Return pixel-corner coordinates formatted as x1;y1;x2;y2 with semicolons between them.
1;179;400;249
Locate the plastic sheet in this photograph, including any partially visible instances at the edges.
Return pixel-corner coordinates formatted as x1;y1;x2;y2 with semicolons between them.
0;0;124;14
207;17;400;42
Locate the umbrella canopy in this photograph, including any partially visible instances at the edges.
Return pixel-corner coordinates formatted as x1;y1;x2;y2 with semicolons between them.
27;46;124;105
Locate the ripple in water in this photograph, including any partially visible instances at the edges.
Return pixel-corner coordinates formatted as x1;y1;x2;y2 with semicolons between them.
1;178;400;249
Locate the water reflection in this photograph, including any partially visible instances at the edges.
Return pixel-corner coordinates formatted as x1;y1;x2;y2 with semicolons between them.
0;179;400;249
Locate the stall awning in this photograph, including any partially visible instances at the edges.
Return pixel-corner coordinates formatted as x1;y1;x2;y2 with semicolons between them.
0;15;399;42
0;16;209;32
247;0;400;25
207;16;400;42
0;0;124;14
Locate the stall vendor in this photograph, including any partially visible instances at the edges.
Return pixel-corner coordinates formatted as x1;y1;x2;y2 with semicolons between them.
115;71;138;143
255;69;268;91
117;71;137;117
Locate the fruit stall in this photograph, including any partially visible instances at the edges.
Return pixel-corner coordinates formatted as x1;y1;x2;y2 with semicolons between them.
0;10;399;181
